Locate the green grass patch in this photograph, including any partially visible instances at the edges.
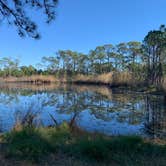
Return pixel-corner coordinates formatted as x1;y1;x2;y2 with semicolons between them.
4;127;53;161
1;123;166;165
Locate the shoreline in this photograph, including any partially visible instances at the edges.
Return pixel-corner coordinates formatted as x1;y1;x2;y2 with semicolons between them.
0;75;165;96
0;124;166;166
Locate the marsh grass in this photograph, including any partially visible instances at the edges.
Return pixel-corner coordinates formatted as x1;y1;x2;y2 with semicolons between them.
0;75;57;84
1;72;137;86
0;72;165;94
73;72;142;87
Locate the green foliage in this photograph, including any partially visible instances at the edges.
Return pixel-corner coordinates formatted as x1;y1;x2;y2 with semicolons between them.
40;122;71;148
71;136;110;161
2;123;166;165
3;123;71;162
42;41;142;77
143;25;166;85
4;127;53;161
20;65;37;76
108;136;143;153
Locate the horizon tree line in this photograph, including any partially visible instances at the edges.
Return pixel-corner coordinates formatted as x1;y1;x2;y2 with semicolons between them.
0;25;166;86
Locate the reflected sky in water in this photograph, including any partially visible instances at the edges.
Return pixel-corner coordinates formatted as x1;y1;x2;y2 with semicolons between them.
0;83;165;139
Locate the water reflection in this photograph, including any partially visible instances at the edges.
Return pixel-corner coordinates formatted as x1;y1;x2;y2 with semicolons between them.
0;83;165;139
145;95;166;138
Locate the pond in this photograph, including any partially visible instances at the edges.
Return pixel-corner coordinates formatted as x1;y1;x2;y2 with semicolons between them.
0;83;165;139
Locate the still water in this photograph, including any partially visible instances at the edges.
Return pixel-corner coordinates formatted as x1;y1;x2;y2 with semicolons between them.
0;83;165;139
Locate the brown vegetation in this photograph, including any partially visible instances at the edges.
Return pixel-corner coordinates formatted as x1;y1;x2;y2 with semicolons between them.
0;72;165;93
73;72;140;87
0;75;58;84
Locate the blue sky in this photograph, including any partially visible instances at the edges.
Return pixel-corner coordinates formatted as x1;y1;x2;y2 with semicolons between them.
0;0;166;66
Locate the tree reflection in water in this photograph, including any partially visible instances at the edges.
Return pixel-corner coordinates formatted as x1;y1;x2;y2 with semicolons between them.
145;95;166;139
0;83;165;139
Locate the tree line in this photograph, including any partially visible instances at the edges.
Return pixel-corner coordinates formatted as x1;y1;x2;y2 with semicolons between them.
0;25;166;86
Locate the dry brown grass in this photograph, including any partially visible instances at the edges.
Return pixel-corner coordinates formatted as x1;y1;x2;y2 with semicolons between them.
112;71;134;86
73;72;135;86
73;73;113;85
0;75;58;84
0;72;143;87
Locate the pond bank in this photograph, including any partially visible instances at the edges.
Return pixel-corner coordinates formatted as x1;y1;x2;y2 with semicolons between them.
0;75;58;84
0;73;165;95
0;72;140;85
0;123;166;166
